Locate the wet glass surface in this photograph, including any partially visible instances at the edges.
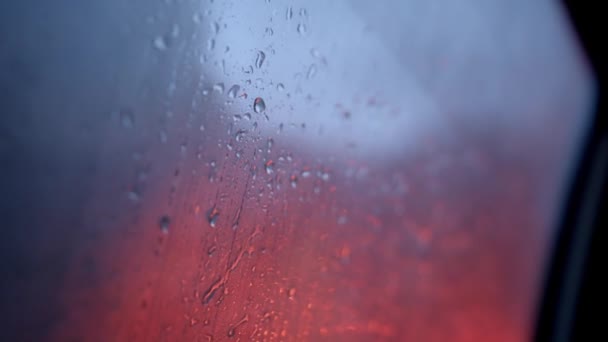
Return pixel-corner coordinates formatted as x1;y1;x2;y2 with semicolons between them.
0;0;595;341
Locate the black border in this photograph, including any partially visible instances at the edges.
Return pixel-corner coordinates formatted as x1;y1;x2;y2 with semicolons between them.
535;1;607;341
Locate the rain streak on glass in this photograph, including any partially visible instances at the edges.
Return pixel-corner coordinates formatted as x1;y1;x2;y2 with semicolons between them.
253;97;266;113
255;51;266;69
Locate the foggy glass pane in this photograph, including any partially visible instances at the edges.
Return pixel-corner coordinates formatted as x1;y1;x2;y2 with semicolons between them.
0;0;595;341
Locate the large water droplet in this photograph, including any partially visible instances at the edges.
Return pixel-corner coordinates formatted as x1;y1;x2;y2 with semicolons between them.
159;215;170;234
255;51;266;69
227;84;240;98
253;97;266;113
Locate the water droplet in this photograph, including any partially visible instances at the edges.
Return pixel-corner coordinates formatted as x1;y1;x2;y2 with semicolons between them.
207;206;220;228
266;138;274;150
306;64;317;79
264;160;274;174
255;51;266;69
120;108;134;128
299;8;308;18
276;83;285;92
320;172;330;181
192;13;202;23
213;83;224;94
253;97;266;113
301;170;311;178
233;114;242;122
207;244;217;256
207;38;215;50
265;27;274;36
153;35;169;50
199;124;206;132
297;23;307;36
243;112;252;120
127;191;140;201
211;21;220;34
171;24;180;38
159;130;167;143
288;287;296;299
286;6;293;20
159;215;170;234
227;84;240;98
290;175;298;188
189;317;199;327
235;129;247;142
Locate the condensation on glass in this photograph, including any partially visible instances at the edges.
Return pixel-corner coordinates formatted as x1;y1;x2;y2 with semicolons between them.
3;0;593;341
